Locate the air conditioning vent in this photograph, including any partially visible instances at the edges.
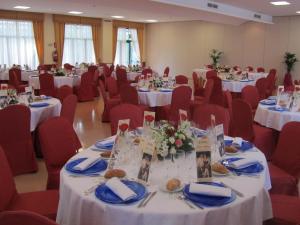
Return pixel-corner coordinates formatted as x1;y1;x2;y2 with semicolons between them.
207;2;219;9
254;14;261;19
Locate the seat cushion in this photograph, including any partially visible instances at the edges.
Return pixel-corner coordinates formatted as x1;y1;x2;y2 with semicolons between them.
8;190;59;220
253;124;276;160
268;163;298;196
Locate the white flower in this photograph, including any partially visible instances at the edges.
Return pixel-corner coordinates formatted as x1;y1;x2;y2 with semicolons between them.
170;147;176;154
179;134;186;140
169;137;175;144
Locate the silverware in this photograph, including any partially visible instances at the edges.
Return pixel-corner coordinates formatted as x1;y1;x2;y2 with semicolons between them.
141;191;157;207
69;173;103;178
137;192;151;208
178;195;203;209
220;182;244;198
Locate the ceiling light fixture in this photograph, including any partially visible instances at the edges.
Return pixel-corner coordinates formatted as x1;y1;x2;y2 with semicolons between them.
297;11;300;14
14;6;31;9
68;11;83;15
111;16;124;19
270;1;290;6
146;20;158;23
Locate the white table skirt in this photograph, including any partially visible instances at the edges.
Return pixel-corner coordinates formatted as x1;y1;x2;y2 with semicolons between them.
248;72;268;80
0;70;38;81
57;139;272;225
28;76;81;89
222;80;256;93
254;103;300;131
112;71;141;81
30;98;61;131
138;91;172;107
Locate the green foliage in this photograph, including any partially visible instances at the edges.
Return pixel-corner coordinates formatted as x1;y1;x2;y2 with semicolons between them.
284;52;298;73
209;49;223;69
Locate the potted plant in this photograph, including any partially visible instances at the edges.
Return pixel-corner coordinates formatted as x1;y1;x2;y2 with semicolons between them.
209;49;223;69
283;52;298;88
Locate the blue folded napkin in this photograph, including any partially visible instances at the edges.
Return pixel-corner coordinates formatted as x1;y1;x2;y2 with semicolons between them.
94;136;116;150
29;102;49;107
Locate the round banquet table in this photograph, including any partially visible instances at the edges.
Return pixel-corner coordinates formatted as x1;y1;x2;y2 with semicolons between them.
28;75;81;89
222;80;256;93
0;70;38;81
29;97;61;131
138;90;173;107
112;71;141;81
254;102;300;131
57;137;272;225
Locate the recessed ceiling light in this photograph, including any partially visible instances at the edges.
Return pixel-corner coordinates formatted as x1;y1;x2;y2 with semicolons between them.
297;11;300;14
111;16;124;19
146;20;158;23
14;6;31;9
68;11;83;15
270;1;290;6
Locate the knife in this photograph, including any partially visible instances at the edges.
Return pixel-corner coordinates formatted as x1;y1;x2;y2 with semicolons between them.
221;182;244;197
141;191;157;207
137;192;151;208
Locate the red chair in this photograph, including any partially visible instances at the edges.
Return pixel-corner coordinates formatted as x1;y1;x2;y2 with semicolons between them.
231;99;275;160
92;69;100;97
223;90;233;118
265;194;300;225
38;64;55;73
192;72;204;97
39;73;56;97
266;69;277;97
175;75;188;84
206;65;213;69
88;65;98;73
63;63;74;70
233;66;240;71
119;84;149;111
241;85;259;113
206;70;217;79
246;66;254;72
142;68;153;76
9;70;27;93
74;72;94;102
192;104;230;135
157;86;192;123
0;146;58;220
209;76;224;106
106;77;120;99
60;94;77;125
56;85;73;102
0;105;37;175
8;68;21;85
39;117;81;189
256;77;268;100
109;103;143;135
98;80;120;122
116;68;128;88
109;64;114;76
257;67;265;73
163;67;170;77
268;122;300;196
0;210;59;225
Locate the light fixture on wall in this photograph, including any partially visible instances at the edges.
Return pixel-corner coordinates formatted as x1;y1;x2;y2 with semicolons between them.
14;6;31;9
270;1;290;6
145;20;158;23
296;11;300;14
111;16;124;19
68;11;83;15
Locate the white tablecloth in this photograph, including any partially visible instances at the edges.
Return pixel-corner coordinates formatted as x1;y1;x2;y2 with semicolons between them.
138;90;172;107
57;139;272;225
254;103;300;131
0;70;38;81
112;71;141;81
222;80;256;93
29;98;61;131
248;72;268;80
28;75;81;89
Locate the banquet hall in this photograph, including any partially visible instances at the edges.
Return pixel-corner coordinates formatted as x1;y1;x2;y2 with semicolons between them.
0;0;300;224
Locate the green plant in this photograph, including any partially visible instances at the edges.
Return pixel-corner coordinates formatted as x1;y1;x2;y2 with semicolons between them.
284;52;298;73
209;49;223;69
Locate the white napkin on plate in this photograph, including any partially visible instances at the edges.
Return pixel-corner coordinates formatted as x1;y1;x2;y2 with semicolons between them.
189;183;231;197
105;177;137;201
232;137;243;148
73;157;100;171
96;135;116;147
229;158;259;169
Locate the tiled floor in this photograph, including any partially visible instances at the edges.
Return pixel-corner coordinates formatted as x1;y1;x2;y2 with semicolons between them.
14;97;111;193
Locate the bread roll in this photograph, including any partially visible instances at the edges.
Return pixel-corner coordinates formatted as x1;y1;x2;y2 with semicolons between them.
225;145;238;153
100;152;112;158
212;163;229;174
104;169;126;179
166;178;181;191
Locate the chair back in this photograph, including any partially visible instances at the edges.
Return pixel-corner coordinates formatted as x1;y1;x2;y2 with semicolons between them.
88;65;98;73
56;85;73;102
0;105;37;175
106;77;119;98
223;90;233;117
98;80;108;104
142;68;152;76
60;94;77;124
63;63;74;70
103;64;111;77
116;68;128;88
266;69;277;96
169;86;192;122
175;75;188;84
255;78;267;99
272;122;300;177
231;99;254;141
109;64;114;76
192;72;200;90
80;71;94;87
119;84;139;105
192;104;230;135
257;67;265;73
39;73;56;96
206;70;217;79
8;68;21;86
109;104;143;135
163;67;170;76
209;76;224;106
233;66;239;71
0;211;59;225
206;65;213;69
241;85;259;110
246;66;254;72
0;146;17;211
203;79;214;103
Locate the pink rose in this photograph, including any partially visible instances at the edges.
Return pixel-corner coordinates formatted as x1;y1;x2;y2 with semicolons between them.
175;139;183;148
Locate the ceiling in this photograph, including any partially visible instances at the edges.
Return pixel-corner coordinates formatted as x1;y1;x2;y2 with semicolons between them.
0;0;299;25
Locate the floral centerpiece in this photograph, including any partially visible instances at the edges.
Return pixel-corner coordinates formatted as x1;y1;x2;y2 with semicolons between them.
152;77;164;88
80;62;89;69
55;69;66;76
216;65;230;73
209;49;223;69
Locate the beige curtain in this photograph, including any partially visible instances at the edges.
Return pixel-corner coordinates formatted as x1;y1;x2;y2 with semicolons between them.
137;28;144;63
92;24;101;64
53;20;65;67
32;20;44;64
112;26;118;63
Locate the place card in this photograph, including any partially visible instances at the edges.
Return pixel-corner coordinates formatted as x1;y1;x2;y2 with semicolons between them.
195;136;212;182
143;111;155;128
215;124;225;157
116;119;130;137
0;89;8;97
179;109;188;123
137;139;155;182
0;84;8;90
25;86;32;93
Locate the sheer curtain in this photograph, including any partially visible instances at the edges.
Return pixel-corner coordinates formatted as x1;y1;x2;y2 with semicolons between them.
114;28;141;66
0;19;39;69
62;24;96;65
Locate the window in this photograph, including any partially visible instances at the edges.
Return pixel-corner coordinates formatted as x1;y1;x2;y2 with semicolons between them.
114;28;141;66
62;24;96;65
0;19;39;69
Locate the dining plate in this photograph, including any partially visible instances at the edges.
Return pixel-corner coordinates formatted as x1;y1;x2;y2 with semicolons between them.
65;157;107;175
220;157;264;174
224;140;253;151
267;106;289;112
183;182;236;207
95;180;147;204
260;99;276;106
29;102;50;107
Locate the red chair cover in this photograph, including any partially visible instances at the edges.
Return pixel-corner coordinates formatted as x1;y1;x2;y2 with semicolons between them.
246;66;254;72
8;70;26;93
39;73;56;97
257;67;265;73
194;79;214;104
163;67;170;76
60;94;77;125
192;72;202;96
109;64;114;76
8;68;21;85
74;72;94;102
223;90;233;118
106;77;119;98
241;85;259;111
39;117;81;189
63;63;74;70
206;70;217;79
255;77;268;100
0;105;37;175
206;65;213;69
103;64;110;77
98;80;120;122
88;65;98;73
209;76;224;106
0;211;59;225
192;104;230;135
233;66;239;71
266;69;277;97
109;103;143;135
116;68;128;88
175;75;188;84
142;68;153;76
56;85;73;102
38;64;56;73
0;146;58;220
